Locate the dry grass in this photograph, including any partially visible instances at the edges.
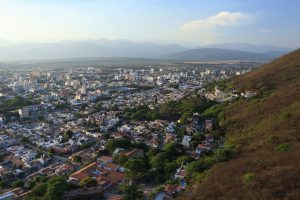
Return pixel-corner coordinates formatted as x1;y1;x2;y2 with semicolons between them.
178;49;300;200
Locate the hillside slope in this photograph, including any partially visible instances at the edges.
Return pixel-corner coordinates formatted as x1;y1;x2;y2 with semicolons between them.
181;49;300;199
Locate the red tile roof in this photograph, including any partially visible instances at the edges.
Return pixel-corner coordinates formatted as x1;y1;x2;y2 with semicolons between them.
69;162;125;184
98;156;113;163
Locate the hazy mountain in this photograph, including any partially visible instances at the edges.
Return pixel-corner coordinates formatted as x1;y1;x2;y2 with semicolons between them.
0;40;292;61
0;39;186;61
165;48;274;61
204;42;292;55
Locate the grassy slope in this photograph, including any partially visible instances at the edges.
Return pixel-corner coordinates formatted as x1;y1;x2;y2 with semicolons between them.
181;49;300;199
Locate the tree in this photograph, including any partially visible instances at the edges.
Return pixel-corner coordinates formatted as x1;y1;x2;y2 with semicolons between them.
163;142;185;159
105;138;132;152
176;155;195;165
44;177;69;200
150;152;169;171
179;112;192;124
113;154;128;165
124;159;148;180
146;148;161;160
12;180;24;188
186;157;216;177
79;177;98;188
190;132;205;150
30;183;47;196
0;181;6;189
73;155;82;163
101;132;110;140
119;182;144;200
34;175;48;183
64;130;73;139
164;161;179;174
94;102;102;111
21;136;30;144
176;127;186;139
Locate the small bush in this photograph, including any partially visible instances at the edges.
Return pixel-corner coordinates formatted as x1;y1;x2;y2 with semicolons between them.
275;143;292;152
267;134;278;144
282;112;292;119
243;173;256;185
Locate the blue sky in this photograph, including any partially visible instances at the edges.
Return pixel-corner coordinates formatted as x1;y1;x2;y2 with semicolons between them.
0;0;299;47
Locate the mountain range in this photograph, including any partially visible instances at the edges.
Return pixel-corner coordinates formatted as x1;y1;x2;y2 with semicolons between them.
164;48;277;61
0;39;292;61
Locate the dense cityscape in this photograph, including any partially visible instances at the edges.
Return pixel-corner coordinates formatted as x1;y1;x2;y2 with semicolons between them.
1;0;299;199
0;62;259;199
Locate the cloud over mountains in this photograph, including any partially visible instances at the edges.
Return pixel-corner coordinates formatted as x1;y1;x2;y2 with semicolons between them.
182;11;253;32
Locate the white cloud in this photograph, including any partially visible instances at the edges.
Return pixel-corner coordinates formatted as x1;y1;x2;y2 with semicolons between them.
182;11;253;32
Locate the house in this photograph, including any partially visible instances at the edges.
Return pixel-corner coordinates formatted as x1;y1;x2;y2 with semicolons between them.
69;162;125;186
165;133;176;144
0;188;24;200
54;164;75;176
0;115;6;124
241;90;257;98
113;148;127;156
175;166;186;179
111;131;130;139
123;149;143;159
204;119;214;132
97;156;113;164
181;135;192;148
166;122;176;133
148;137;159;148
164;184;181;195
119;124;132;132
195;143;211;156
109;195;122;200
19;105;43;118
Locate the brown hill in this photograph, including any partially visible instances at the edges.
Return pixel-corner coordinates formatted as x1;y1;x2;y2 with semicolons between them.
180;49;300;199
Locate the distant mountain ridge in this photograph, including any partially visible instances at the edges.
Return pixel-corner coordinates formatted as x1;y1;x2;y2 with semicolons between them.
164;48;275;61
0;39;293;61
0;39;186;61
203;42;291;54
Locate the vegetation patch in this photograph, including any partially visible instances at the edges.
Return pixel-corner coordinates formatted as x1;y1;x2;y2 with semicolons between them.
275;143;292;152
243;173;256;185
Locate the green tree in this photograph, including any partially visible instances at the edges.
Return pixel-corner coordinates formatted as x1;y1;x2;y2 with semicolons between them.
164;161;179;174
30;183;47;196
146;148;161;160
190;132;205;150
64;130;73;139
73;155;82;163
79;177;98;188
105;138;132;152
176;155;195;165
124;159;148;180
44;177;69;200
12;180;24;188
0;181;6;189
119;183;144;200
150;152;169;171
163;142;185;159
113;154;128;165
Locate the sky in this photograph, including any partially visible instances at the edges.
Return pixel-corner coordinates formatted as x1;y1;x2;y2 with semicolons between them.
0;0;299;48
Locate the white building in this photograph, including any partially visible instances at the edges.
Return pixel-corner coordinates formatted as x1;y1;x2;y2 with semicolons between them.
181;135;192;148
